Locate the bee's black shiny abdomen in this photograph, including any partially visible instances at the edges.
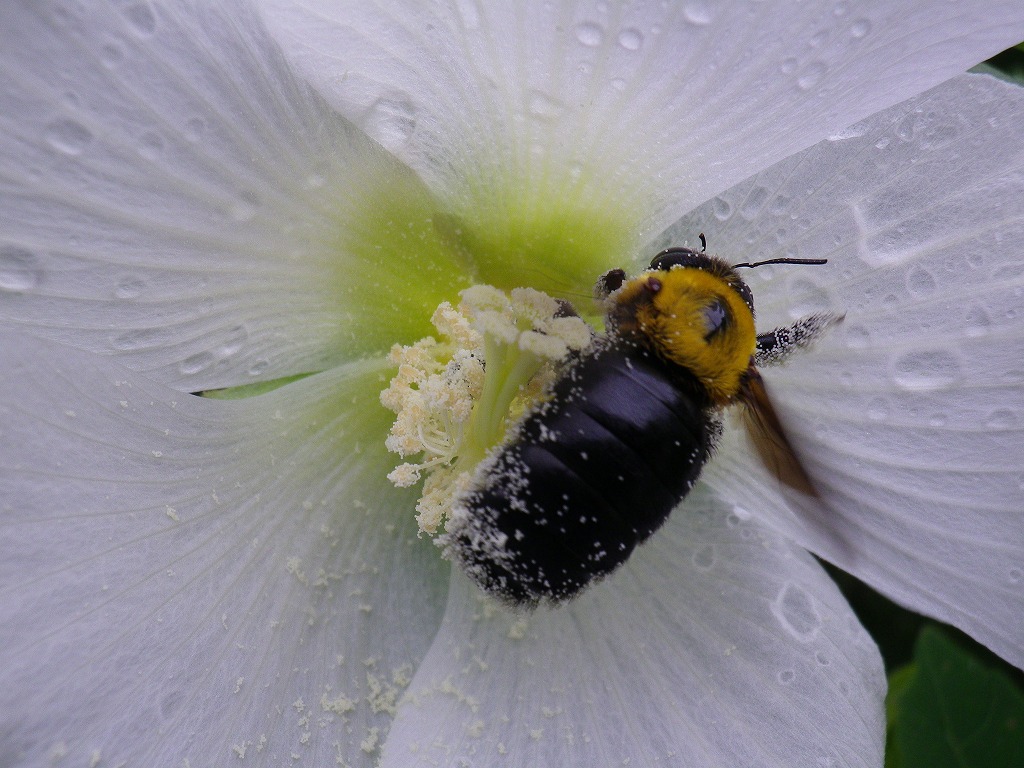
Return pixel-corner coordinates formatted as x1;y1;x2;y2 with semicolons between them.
449;340;718;605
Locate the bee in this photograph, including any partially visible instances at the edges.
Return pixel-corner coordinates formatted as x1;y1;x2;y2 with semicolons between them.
444;239;837;606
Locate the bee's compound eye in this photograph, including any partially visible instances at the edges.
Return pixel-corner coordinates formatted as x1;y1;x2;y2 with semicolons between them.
645;276;663;294
597;268;627;296
703;298;729;339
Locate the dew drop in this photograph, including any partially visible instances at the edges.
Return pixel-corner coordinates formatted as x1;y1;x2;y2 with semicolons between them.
833;1;850;16
111;327;165;351
797;61;827;91
772;583;822;641
609;77;626;91
850;18;872;38
0;246;42;292
777;669;795;684
739;186;770;220
574;21;604;47
100;42;124;67
905;265;936;296
123;2;157;36
1009;568;1022;584
964;305;992;337
364;97;417;150
844;323;870;349
217;325;248;357
815;652;830;666
892;350;961;391
527;90;566;120
617;28;643;51
138;130;165;159
248;360;270;377
45;119;93;155
114;276;146;299
984;408;1017;430
180;351;216;376
692;544;715;570
713;196;733;221
229;191;260;223
781;57;798;75
683;1;713;25
184;117;206;142
866;397;889;421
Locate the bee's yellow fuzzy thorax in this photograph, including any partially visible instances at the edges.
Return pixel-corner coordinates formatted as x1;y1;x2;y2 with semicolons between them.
612;267;757;405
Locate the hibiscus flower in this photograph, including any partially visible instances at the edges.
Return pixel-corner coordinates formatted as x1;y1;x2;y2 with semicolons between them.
1;1;1022;766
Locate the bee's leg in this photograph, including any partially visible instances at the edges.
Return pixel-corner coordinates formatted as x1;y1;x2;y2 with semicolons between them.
755;313;844;367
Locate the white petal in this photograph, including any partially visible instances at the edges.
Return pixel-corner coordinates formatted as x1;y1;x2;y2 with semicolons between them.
380;490;884;767
671;74;1024;667
0;1;464;392
0;333;447;767
262;0;1024;247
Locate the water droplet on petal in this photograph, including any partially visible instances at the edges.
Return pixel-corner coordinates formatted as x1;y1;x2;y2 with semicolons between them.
778;669;795;684
114;276;146;299
138;130;165;159
0;246;42;292
180;351;216;376
364;97;417;150
844;323;870;349
964;305;992;337
692;544;715;570
123;2;157;36
740;186;770;220
713;196;733;221
248;360;270;377
575;21;604;47
683;1;713;25
850;18;872;38
217;325;248;357
527;90;566;120
984;408;1017;429
45;119;92;155
772;583;822;641
617;28;643;51
229;191;260;223
892;350;961;391
905;265;936;296
797;61;827;90
867;398;888;421
111;327;165;351
781;57;798;75
100;42;124;67
184;117;206;142
1009;567;1022;584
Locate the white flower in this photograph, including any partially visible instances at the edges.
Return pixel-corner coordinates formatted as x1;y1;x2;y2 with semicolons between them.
1;1;1023;766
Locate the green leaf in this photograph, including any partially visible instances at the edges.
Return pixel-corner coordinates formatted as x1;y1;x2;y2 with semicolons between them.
886;626;1024;768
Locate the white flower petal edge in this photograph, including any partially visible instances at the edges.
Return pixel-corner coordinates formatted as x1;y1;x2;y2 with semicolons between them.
380;489;884;768
675;73;1024;668
0;0;459;393
0;332;447;767
261;0;1024;244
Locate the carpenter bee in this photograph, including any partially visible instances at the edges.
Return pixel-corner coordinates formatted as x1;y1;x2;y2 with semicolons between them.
444;240;835;606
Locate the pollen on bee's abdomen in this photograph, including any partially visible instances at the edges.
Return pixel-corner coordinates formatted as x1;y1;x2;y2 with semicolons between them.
380;285;593;536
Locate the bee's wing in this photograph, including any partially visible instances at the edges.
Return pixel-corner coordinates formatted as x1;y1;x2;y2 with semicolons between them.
737;365;818;497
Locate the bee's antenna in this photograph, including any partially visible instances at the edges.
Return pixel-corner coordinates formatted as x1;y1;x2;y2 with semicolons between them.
733;257;828;269
699;233;707;253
